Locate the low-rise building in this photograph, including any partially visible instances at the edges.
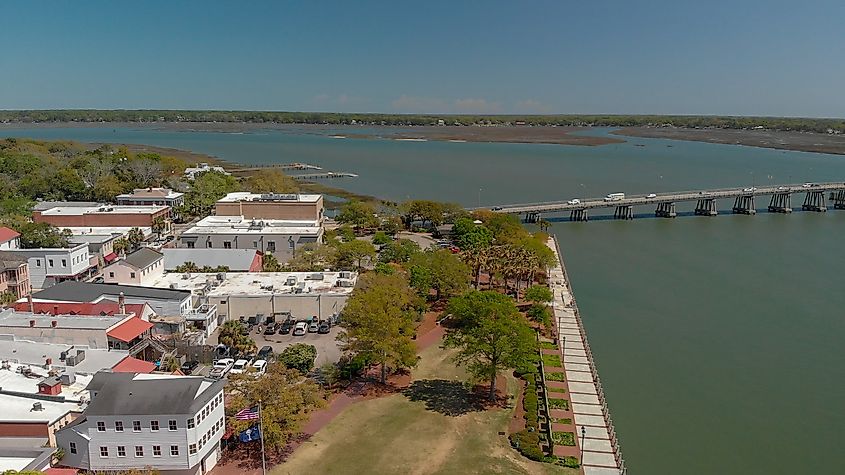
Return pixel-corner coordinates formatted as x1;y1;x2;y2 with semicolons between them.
163;249;263;272
56;372;225;475
184;163;229;180
0;227;21;250
0;444;55;472
215;192;324;222
116;188;185;210
103;248;165;286
34;205;171;231
147;271;357;322
0;252;31;299
6;244;93;290
177;215;321;263
0;337;131;375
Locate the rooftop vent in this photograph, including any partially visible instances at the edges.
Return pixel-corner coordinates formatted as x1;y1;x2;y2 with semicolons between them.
31;402;43;412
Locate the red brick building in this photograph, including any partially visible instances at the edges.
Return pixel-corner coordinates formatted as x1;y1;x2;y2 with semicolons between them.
33;205;170;228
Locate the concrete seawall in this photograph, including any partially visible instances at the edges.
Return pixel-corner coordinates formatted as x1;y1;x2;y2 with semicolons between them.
546;236;625;474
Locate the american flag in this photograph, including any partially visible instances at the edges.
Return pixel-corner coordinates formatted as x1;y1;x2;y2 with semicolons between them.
235;405;259;421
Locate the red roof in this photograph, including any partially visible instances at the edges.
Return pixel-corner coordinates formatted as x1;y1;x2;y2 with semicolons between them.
13;300;146;317
45;468;79;475
0;227;20;244
107;317;154;343
103;252;118;263
112;356;156;373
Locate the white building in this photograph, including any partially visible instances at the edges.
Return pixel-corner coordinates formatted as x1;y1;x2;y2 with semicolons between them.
6;244;94;290
184;163;229;180
0;227;21;250
56;372;226;475
103;248;165;286
116;188;186;209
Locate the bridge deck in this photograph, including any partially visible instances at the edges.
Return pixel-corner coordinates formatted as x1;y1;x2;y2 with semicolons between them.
488;182;845;213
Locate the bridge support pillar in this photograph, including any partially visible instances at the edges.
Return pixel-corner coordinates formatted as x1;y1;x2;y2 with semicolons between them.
732;195;756;215
832;190;845;210
523;212;540;223
694;198;717;216
614;205;633;220
569;209;588;222
802;191;827;212
655;202;676;218
767;193;792;213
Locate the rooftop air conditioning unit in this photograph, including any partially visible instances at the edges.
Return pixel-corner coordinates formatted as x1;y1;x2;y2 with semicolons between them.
306;273;324;281
216;272;226;281
60;371;76;386
32;402;43;412
170;283;178;289
286;276;298;286
339;271;354;279
337;279;355;288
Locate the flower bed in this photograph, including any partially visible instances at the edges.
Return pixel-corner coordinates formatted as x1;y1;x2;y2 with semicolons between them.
548;398;570;411
552;431;576;446
544;371;565;382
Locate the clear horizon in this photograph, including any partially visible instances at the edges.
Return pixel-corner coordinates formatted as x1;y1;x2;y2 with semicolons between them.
2;0;844;118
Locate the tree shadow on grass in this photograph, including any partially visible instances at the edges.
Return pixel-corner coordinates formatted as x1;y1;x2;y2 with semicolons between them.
402;379;486;416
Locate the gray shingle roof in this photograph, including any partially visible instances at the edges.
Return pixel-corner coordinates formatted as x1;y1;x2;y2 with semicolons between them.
123;248;163;270
33;281;191;303
0;250;27;270
84;372;223;416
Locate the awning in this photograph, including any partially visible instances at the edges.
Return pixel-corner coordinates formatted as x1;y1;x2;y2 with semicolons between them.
107;317;154;343
104;252;118;263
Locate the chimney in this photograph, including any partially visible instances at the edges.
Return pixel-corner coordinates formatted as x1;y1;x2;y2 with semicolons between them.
29;320;35;328
53;305;59;316
118;292;126;314
27;294;34;313
51;320;58;328
45;358;52;366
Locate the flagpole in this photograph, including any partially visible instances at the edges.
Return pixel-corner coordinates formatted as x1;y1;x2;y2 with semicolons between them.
258;400;266;475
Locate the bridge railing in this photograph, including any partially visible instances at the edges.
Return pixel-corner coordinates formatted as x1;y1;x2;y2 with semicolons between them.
552;235;626;474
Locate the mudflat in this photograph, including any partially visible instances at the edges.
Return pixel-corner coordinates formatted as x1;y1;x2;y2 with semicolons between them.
613;126;845;155
371;125;624;146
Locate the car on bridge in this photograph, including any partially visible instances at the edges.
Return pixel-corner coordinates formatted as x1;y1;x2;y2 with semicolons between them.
646;193;657;199
567;199;581;205
743;187;757;192
491;206;503;211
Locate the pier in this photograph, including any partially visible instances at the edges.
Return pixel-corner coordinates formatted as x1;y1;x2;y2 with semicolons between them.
231;162;323;172
547;236;625;474
485;182;845;222
290;171;358;180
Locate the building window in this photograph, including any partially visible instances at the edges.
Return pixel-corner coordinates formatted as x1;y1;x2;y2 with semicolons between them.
153;445;161;457
267;241;276;252
168;419;177;431
115;421;123;432
133;420;141;432
109;272;115;278
170;445;179;456
187;417;195;429
100;446;109;457
223;241;232;249
36;259;41;267
252;241;257;248
69;442;77;454
97;421;106;432
61;259;67;267
206;241;212;248
130;272;136;279
186;241;195;248
117;446;125;457
48;259;54;267
151;420;159;431
135;446;144;457
189;444;197;455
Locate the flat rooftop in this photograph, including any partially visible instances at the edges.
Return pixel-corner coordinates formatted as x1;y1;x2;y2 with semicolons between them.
64;226;153;239
117;188;184;200
0;362;93;400
183;215;322;236
0;393;83;424
0;336;129;374
217;192;322;203
0;309;126;331
38;205;169;216
146;271;357;297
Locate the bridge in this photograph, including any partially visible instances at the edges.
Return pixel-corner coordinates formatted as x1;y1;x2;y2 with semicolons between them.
485;182;845;222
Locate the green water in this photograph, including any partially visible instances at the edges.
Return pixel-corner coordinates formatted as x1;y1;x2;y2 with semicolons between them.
4;125;845;474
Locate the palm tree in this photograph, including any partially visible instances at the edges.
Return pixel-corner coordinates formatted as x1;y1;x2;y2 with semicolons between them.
460;246;489;289
538;218;551;233
151;217;168;240
113;238;129;257
176;261;200;273
127;227;144;251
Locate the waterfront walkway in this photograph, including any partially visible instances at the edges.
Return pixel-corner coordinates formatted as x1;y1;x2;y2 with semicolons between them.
547;237;625;475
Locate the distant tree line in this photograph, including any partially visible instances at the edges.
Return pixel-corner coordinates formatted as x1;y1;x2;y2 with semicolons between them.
1;110;843;133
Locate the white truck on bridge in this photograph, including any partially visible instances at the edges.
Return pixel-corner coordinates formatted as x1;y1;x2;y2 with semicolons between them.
604;192;625;202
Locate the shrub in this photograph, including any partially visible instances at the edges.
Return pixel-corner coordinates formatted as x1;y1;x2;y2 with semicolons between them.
548;398;570;411
539;341;557;350
555;456;580;468
542;353;562;368
544;371;565;382
552;431;576;446
372;231;392;246
509;430;545;461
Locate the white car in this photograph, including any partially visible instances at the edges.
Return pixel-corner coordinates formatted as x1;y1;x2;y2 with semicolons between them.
293;322;308;336
777;186;788;191
251;359;267;376
646;193;657;199
229;359;250;375
743;187;757;192
209;358;234;378
803;183;814;188
567;199;580;205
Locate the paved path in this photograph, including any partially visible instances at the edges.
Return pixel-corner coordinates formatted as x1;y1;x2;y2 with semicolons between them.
547;237;624;475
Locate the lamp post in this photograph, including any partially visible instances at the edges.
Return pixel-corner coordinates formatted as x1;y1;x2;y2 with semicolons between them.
580;426;586;463
478;188;482;208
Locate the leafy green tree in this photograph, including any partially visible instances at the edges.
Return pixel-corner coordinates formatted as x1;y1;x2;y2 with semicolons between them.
112;238;129;256
285;243;336;272
244;169;299;194
524;285;553;305
226;363;324;450
174;261;200;273
218;321;257;355
337;273;418;383
408;249;470;300
184;170;239;217
262;252;283;272
372;231;391;246
378;238;421;264
278;343;318;374
0;291;17;307
127;227;144;250
452;217;493;250
336;201;379;231
334;239;376;271
444;291;536;401
1;219;71;249
319;361;341;389
374;261;396;275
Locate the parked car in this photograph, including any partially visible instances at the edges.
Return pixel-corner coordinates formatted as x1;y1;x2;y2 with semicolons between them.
308;321;319;333
210;358;234;378
279;319;294;334
318;320;331;334
257;346;273;361
263;323;278;335
180;360;199;375
293;322;308;336
743;187;757;192
251;359;267;376
229;359;250;375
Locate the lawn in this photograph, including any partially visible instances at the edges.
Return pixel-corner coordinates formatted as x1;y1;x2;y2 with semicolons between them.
539;341;558;350
542;353;563;368
544;371;565;382
275;343;577;475
548;398;570;411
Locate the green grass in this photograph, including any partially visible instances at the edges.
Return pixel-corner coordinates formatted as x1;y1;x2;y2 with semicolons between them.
276;343;577;475
552;432;576;446
548;398;570;411
542;353;563;368
539;341;558;350
544;371;565;382
551;417;572;425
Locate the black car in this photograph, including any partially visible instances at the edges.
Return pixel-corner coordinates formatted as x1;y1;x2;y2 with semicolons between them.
318;320;331;334
180;360;199;374
279;319;294;334
257;346;273;361
263;323;278;335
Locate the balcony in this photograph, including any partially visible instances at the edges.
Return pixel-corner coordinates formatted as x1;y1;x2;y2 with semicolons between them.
184;303;217;322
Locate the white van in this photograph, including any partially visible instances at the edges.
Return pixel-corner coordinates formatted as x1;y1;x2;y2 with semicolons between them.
604;193;625;202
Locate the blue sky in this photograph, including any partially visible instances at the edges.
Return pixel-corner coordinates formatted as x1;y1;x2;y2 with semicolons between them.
1;0;843;117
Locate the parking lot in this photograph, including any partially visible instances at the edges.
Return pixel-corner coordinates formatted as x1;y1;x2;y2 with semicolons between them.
207;322;344;367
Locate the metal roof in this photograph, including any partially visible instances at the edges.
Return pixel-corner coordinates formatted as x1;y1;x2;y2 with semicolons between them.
32;281;191;303
163;248;259;271
122;248;163;270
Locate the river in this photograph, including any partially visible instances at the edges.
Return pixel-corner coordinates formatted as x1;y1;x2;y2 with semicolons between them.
4;125;845;474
